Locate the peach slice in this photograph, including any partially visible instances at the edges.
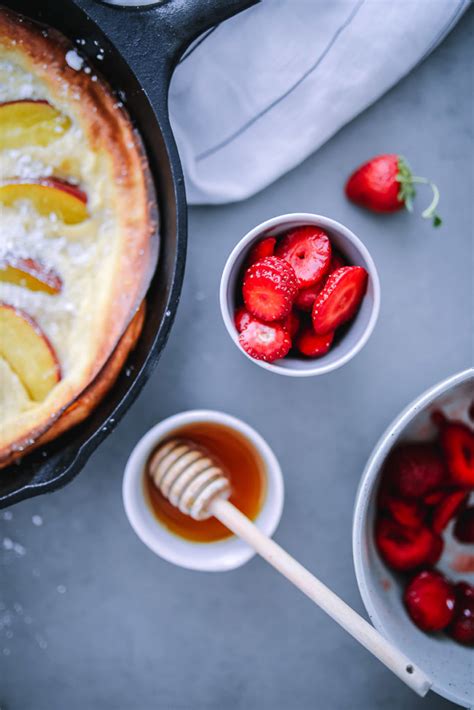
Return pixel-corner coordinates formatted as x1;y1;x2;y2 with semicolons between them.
0;178;88;224
0;303;61;401
0;257;62;295
0;100;71;149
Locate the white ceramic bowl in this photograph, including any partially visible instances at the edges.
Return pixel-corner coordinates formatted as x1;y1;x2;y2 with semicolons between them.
353;369;474;708
220;213;380;377
123;410;284;572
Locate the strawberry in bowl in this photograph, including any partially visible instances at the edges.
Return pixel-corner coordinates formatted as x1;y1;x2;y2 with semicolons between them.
374;411;474;646
220;214;380;376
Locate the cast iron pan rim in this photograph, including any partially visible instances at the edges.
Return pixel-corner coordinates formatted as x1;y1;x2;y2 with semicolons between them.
5;255;186;506
0;0;187;505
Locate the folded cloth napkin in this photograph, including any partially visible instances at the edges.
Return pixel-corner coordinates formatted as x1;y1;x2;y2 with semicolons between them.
169;0;469;205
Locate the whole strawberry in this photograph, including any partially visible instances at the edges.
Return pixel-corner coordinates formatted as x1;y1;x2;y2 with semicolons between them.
345;154;441;227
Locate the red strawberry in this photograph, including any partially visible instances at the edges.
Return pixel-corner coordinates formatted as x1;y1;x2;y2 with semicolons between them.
425;533;444;567
294;281;325;312
383;443;446;499
275;226;331;288
242;256;297;322
431;490;468;534
295;326;334;358
448;582;474;645
328;250;346;272
239;319;291;363
404;570;455;632
439;421;474;488
383;496;426;529
234;306;253;333
246;236;276;266
312;266;368;335
423;489;447;507
375;517;441;572
282;310;300;339
453;506;474;544
345;154;442;227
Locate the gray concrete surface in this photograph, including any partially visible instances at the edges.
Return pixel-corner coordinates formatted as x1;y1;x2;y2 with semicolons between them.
1;9;473;710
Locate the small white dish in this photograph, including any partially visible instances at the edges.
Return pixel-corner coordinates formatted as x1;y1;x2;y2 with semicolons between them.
123;410;284;572
220;212;380;377
353;369;474;708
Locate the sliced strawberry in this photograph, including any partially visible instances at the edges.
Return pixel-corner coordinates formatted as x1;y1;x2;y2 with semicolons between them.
383;443;446;499
447;582;474;645
404;570;455;632
375;517;441;572
242;256;298;322
275;226;331;287
312;266;368;335
328;249;346;272
246;236;276;267
431;490;468;533
382;496;426;529
234;306;253;333
295;326;334;358
294;281;325;312
423;489;447;507
282;309;300;339
453;506;474;544
425;533;444;567
239;319;291;363
440;421;474;487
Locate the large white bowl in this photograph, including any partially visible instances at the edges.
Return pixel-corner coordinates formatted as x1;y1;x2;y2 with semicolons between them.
353;369;474;708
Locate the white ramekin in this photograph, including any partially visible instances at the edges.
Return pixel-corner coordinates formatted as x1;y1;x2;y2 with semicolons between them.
122;410;284;572
220;213;380;377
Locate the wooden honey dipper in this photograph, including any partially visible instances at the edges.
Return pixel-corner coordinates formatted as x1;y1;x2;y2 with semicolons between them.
148;438;432;697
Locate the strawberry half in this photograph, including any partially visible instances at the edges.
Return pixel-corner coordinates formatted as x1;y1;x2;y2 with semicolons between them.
423;489;447;507
275;226;331;288
440;421;474;488
328;250;346;272
453;506;474;544
312;266;368;335
234;306;253;333
294;281;325;312
448;583;474;645
404;570;455;632
431;490;468;534
383;443;446;499
242;256;298;322
295;326;334;358
375;517;441;572
345;153;442;227
282;309;300;339
246;236;276;267
382;496;426;529
239;319;291;363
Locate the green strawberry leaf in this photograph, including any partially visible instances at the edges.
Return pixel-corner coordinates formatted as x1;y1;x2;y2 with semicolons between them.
396;155;442;227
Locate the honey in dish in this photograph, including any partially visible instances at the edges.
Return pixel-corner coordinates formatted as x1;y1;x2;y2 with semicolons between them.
144;422;266;543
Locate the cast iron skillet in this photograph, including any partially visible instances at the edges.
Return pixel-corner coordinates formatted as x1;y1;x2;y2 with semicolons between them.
0;0;258;508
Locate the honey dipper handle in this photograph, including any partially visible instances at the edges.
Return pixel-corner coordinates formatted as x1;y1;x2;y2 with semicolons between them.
211;498;432;698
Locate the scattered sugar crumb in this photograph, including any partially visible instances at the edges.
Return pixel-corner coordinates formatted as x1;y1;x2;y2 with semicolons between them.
65;49;84;71
2;511;12;521
57;585;66;594
32;515;43;527
35;634;47;650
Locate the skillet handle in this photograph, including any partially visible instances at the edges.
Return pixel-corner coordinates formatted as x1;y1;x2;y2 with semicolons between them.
92;0;260;73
